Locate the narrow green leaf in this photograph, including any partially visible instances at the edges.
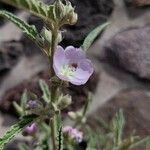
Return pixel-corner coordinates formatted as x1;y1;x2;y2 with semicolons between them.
0;114;37;150
39;79;51;103
0;0;49;20
82;22;110;51
20;89;28;110
13;101;23;116
112;109;125;146
0;10;38;40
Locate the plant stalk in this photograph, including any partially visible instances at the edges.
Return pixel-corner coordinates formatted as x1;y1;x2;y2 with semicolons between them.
49;28;58;150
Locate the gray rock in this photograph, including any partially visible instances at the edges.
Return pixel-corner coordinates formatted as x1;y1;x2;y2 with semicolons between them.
124;0;150;7
0;41;23;78
104;27;150;80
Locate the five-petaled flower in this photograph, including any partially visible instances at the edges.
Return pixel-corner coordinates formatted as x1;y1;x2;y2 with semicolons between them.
53;46;94;85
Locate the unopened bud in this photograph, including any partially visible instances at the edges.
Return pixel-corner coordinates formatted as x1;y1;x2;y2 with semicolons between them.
55;0;65;20
41;27;52;44
36;28;52;52
64;1;78;25
68;12;78;25
57;94;72;110
57;31;62;43
27;100;38;109
68;111;77;120
23;123;38;136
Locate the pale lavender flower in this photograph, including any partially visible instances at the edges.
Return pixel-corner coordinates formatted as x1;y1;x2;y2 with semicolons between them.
24;123;38;135
63;126;83;142
53;46;94;85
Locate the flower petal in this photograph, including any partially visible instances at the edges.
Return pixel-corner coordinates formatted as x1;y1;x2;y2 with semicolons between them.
69;69;91;85
79;59;94;73
65;46;86;62
53;46;69;78
53;46;65;70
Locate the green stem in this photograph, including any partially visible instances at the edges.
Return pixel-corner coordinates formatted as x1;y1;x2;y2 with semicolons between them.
49;28;58;150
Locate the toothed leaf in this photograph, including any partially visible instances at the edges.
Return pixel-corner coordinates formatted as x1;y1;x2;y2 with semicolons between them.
0;115;37;150
0;10;38;40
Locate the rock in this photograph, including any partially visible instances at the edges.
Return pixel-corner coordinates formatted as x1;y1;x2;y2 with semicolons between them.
104;27;150;80
88;89;150;138
125;0;150;7
0;41;23;78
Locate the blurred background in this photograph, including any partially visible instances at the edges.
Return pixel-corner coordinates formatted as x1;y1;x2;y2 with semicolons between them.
0;0;150;149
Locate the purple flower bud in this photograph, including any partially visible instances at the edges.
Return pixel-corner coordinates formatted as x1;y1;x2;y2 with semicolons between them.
63;126;83;143
53;46;94;85
24;123;38;136
63;126;72;133
27;100;38;109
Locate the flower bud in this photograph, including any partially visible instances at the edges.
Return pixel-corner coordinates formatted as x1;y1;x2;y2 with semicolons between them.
57;94;72;110
63;126;83;143
36;28;52;52
41;27;52;43
68;111;77;120
57;31;62;43
68;11;78;25
53;0;78;26
64;1;78;25
54;0;65;20
27;100;38;109
23;123;38;136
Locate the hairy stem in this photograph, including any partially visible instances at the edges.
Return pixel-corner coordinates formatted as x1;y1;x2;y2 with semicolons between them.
49;28;58;150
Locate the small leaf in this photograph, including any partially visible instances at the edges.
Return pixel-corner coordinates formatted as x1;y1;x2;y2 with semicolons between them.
0;115;37;150
13;101;23;116
20;89;28;110
0;10;38;40
39;79;51;103
112;109;125;146
82;22;110;51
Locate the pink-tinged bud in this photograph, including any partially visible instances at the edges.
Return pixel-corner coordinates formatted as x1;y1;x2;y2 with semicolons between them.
23;123;38;136
27;100;38;109
63;126;83;143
